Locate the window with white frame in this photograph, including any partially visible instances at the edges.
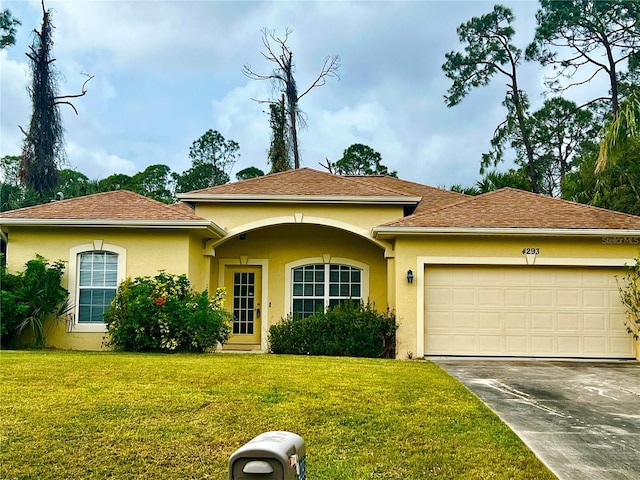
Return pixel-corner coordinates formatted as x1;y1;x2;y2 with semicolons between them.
291;263;362;318
77;251;118;323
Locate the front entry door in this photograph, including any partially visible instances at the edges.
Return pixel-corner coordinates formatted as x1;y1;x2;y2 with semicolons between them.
225;266;262;347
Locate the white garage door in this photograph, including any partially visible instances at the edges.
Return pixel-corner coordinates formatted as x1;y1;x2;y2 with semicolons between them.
424;265;633;358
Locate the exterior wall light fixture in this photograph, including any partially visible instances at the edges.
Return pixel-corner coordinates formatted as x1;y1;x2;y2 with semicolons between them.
407;270;414;284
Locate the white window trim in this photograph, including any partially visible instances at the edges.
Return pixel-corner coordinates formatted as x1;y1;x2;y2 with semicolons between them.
285;257;370;316
68;242;127;333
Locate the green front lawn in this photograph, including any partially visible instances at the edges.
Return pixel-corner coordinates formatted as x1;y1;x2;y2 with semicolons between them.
0;351;555;479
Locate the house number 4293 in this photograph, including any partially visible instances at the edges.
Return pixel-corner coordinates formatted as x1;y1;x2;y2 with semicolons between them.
522;247;540;255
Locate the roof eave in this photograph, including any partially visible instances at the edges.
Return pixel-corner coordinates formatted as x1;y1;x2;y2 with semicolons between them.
176;193;421;205
372;226;640;239
0;219;227;238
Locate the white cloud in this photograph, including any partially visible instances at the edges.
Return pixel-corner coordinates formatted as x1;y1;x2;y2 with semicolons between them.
0;0;619;192
65;142;137;180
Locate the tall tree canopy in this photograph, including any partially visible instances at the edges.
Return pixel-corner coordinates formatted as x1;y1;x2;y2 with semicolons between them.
173;129;239;193
524;98;594;196
442;5;540;192
527;0;640;114
597;87;640;170
236;167;265;181
243;28;340;169
267;95;291;173
0;9;20;49
333;144;397;177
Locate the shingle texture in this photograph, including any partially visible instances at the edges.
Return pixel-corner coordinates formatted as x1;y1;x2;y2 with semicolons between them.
347;175;468;212
186;168;415;197
0;190;205;221
384;188;640;230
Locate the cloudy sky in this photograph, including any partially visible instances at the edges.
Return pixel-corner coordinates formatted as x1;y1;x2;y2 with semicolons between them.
0;0;608;189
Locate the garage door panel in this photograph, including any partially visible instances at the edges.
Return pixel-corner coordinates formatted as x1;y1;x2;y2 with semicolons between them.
505;289;528;307
478;288;503;306
505;312;528;330
610;313;628;333
531;336;555;353
478;312;502;330
453;312;475;329
478;335;503;354
557;336;580;355
452;288;475;306
584;337;607;356
583;313;607;331
557;313;580;330
531;312;554;330
531;289;554;307
583;290;606;308
610;337;634;356
425;265;633;358
505;336;528;354
557;289;580;307
426;287;452;306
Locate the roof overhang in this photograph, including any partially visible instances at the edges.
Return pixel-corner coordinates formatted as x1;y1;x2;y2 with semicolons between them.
372;226;640;239
176;193;421;205
0;219;227;238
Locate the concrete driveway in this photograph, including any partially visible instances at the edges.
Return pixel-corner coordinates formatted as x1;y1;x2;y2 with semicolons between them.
432;359;640;480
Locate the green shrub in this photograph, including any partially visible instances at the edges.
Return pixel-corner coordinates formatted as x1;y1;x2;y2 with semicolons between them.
617;255;640;340
0;255;69;348
104;272;232;352
268;302;397;358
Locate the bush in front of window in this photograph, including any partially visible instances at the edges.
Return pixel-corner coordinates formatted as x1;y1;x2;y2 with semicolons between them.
104;272;232;352
268;302;397;358
0;254;70;348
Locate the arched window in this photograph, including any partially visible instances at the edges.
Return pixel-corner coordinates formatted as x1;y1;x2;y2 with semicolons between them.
77;251;119;323
68;243;126;332
292;263;362;318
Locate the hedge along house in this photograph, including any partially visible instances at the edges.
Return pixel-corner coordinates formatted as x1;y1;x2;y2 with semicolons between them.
1;168;639;358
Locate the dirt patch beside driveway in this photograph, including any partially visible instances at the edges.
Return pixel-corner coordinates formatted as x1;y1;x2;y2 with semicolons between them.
432;359;640;480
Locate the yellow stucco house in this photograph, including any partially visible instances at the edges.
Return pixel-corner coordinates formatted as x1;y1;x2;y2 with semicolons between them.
2;168;639;358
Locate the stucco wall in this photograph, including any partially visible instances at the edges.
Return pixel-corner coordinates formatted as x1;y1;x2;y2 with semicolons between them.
212;224;389;331
4;227;196;350
392;234;639;358
195;203;405;234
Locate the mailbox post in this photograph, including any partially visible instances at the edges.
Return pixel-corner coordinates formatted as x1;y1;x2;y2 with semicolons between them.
229;431;306;480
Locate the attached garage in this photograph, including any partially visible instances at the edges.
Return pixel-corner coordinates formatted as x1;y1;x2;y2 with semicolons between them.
424;265;633;358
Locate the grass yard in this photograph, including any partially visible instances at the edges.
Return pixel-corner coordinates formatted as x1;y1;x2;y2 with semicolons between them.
0;351;556;479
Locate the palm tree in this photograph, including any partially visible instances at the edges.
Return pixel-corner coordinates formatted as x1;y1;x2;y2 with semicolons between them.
597;89;640;171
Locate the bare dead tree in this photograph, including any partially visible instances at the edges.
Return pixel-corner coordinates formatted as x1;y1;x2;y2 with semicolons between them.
243;28;340;169
19;0;92;197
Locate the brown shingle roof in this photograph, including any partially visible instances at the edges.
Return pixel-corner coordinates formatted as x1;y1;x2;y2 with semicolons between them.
347;175;468;212
183;168;416;198
0;190;206;221
383;188;640;230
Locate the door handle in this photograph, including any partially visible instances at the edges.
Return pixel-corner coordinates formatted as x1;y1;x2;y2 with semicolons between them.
256;308;261;318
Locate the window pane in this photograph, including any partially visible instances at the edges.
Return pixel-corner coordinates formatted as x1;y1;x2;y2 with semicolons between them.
315;284;324;296
329;270;339;282
293;284;303;296
351;285;361;297
77;252;119;323
79;271;91;286
329;284;339;296
293;299;303;314
351;270;361;282
105;270;118;286
315;270;324;282
340;284;349;296
303;284;313;296
293;270;303;282
304;270;313;282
